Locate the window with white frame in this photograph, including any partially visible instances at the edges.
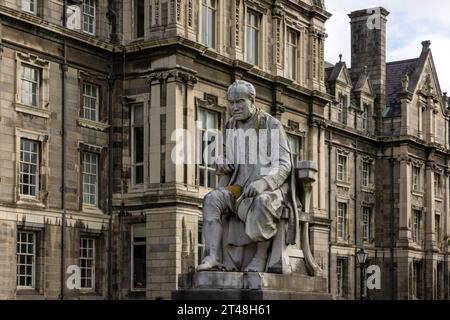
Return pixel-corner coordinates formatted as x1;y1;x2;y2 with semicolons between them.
362;206;371;242
82;0;96;35
288;134;302;167
337;155;347;182
80;237;94;289
82;152;98;206
201;0;217;48
246;9;260;65
434;173;441;197
198;108;219;188
82;83;99;121
16;231;35;288
412;166;421;192
362;161;371;187
413;209;421;244
132;103;144;185
362;104;369;130
133;0;145;38
337;202;346;240
131;224;146;290
22;0;37;14
21;64;40;107
198;222;204;266
286;28;299;80
20;139;39;197
336;258;346;297
338;95;346;124
435;211;441;243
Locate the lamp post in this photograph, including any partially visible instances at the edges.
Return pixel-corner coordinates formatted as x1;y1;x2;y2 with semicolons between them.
356;248;368;300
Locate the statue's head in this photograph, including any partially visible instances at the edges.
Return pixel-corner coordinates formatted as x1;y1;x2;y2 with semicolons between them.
227;80;257;121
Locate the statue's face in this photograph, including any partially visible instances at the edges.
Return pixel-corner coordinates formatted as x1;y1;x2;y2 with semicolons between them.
227;88;256;121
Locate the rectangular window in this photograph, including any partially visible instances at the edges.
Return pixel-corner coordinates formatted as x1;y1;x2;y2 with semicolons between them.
337;202;346;240
413;166;420;192
362;207;371;242
134;0;145;38
362;104;369;130
82;0;96;35
16;231;35;288
434;173;441;197
435;211;441;243
246;9;260;65
80;237;94;289
132;104;144;185
413;210;421;244
336;258;345;297
22;0;37;14
288;134;302;167
201;0;216;48
362;162;371;187
20;139;39;197
198;222;204;266
82;152;98;206
337;155;347;182
198;109;219;188
338;96;346;124
21;64;40;107
412;261;422;299
286;28;299;80
131;224;146;290
82;83;99;121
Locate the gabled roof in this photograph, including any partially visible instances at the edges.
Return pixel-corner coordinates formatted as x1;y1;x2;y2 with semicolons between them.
325;61;352;86
353;68;374;96
386;58;419;107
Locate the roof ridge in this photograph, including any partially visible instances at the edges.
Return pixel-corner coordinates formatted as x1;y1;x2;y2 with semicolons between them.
386;58;419;65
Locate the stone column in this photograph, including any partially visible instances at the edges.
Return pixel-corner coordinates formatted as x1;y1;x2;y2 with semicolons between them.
398;155;411;246
272;4;284;77
231;0;243;60
425;162;436;249
148;73;163;184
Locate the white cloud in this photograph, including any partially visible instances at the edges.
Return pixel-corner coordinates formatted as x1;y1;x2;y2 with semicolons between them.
325;0;450;93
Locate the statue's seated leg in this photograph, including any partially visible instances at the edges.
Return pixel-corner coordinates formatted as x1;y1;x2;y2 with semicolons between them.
244;240;271;272
197;188;234;272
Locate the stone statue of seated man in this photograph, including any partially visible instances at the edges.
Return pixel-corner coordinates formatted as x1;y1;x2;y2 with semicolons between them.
197;80;296;273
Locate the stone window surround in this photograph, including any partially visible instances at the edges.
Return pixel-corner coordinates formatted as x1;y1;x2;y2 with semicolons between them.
411;206;424;247
77;71;109;132
126;95;149;189
361;156;375;191
336;148;350;185
130;222;146;292
79;237;95;290
78;142;105;214
284;16;306;84
15;52;50;119
14;128;49;207
194;93;226;189
243;3;267;69
361;203;375;244
199;0;219;50
284;27;300;82
336;198;349;243
411;159;424;194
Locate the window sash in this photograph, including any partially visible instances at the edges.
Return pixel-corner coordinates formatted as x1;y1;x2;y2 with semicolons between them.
132;104;144;185
21;65;40;107
336;259;344;297
413;210;421;243
82;0;96;34
82;152;98;206
201;0;216;48
337;156;346;181
286;29;298;80
198;109;219;188
337;203;346;239
362;207;370;241
82;83;99;121
246;10;260;65
362;162;370;187
134;0;145;38
16;231;35;288
20;139;39;197
22;0;37;14
80;238;95;289
288;135;301;165
413;167;420;191
362;105;368;129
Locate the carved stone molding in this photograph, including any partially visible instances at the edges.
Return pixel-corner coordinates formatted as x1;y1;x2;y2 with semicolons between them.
336;148;350;156
148;67;198;86
361;156;375;164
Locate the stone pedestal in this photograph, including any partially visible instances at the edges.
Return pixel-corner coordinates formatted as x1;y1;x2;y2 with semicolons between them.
172;272;332;300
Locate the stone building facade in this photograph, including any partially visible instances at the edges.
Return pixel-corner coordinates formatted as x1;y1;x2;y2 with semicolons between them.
0;0;448;300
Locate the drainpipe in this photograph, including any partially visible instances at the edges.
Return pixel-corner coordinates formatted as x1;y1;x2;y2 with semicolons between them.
107;51;116;300
60;0;68;300
354;140;358;299
327;130;332;294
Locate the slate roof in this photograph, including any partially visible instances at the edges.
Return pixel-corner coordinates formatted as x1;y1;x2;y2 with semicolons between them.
386;58;419;107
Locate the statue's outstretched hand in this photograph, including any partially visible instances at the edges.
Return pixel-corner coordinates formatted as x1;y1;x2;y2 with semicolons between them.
242;179;269;198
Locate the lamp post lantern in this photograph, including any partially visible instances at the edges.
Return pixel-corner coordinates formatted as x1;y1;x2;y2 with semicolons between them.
356;248;368;300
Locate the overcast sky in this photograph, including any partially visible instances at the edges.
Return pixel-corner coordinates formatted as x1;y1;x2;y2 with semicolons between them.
325;0;450;94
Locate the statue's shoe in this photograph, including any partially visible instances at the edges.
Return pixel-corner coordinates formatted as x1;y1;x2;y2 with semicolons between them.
197;256;220;272
244;258;266;272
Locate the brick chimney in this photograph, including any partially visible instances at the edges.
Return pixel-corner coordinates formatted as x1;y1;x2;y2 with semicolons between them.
349;7;389;134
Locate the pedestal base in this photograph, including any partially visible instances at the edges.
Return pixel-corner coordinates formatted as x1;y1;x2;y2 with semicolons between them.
172;272;332;300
